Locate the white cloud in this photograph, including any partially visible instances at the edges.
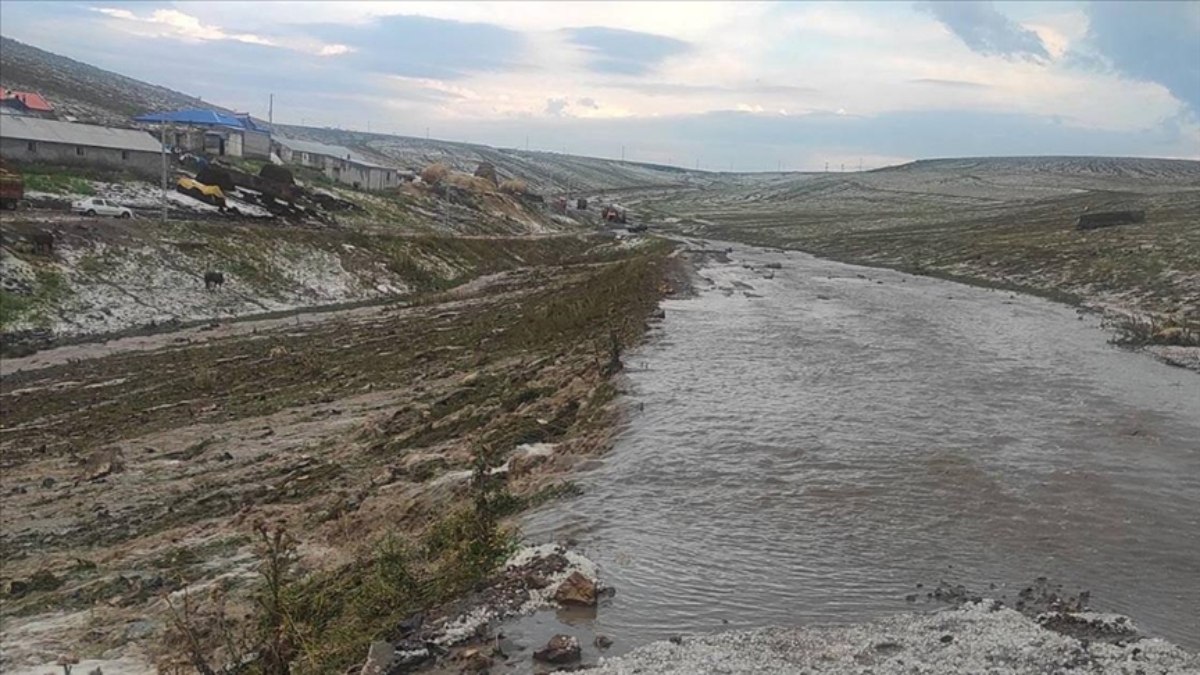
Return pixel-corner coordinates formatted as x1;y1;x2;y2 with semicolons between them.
90;6;352;55
93;7;275;45
317;44;353;56
3;0;1189;164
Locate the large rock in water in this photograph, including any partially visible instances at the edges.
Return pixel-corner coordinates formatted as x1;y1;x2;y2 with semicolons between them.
534;634;581;664
554;571;597;606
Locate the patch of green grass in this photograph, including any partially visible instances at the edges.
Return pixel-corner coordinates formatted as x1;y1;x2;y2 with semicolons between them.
22;171;96;196
0;268;72;331
0;289;35;329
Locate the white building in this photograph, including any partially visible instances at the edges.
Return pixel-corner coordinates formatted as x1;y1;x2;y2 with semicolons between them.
274;137;398;191
0;116;163;176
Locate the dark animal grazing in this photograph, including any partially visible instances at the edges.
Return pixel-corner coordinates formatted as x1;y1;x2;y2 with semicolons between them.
31;231;54;255
204;271;225;290
576;198;588;210
1076;210;1146;230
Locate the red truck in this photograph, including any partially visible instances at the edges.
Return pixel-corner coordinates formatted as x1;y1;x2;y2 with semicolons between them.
0;159;24;210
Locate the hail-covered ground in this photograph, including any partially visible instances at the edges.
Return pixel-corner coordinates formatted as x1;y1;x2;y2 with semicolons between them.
580;602;1199;675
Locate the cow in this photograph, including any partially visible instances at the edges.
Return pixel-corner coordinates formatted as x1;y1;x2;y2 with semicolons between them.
31;231;54;255
204;271;225;291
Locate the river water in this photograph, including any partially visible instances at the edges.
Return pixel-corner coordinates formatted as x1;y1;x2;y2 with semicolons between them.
518;242;1200;659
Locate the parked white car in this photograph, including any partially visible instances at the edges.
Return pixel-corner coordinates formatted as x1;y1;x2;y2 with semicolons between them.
71;197;133;218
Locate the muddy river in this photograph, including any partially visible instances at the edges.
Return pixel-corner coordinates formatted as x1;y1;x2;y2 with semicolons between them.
517;242;1200;659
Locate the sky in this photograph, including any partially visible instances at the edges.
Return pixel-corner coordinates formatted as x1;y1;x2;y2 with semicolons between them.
1;0;1198;171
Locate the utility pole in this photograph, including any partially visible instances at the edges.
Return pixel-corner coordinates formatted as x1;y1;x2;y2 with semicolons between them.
825;161;829;172
841;163;845;172
268;93;273;125
160;123;168;222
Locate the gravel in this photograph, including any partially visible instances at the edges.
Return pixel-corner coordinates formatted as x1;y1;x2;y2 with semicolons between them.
580;602;1199;674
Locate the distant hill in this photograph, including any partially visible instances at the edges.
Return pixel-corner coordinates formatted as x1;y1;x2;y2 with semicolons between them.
876;156;1200;183
0;36;225;126
275;124;705;194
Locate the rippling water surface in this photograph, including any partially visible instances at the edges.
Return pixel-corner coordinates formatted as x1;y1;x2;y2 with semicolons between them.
522;242;1200;654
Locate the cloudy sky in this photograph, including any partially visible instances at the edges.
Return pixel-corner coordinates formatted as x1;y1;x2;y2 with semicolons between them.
2;1;1198;170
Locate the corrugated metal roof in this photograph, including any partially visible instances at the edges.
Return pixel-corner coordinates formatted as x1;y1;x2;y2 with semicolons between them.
276;136;388;169
0;116;163;153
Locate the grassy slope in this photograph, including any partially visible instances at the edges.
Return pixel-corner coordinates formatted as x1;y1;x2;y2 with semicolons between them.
638;159;1200;336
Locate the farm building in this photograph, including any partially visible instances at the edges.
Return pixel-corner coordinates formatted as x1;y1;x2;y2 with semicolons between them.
275;137;399;191
0;116;162;175
133;109;271;159
0;88;55;118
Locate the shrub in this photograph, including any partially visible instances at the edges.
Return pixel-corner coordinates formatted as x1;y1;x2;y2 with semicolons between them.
499;178;527;194
444;172;497;194
420;163;450;185
1108;315;1200;347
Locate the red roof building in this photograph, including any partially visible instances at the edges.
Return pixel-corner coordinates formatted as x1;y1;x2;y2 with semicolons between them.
1;88;55;113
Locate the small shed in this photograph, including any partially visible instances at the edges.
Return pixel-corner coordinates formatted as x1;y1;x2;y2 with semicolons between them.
0;116;163;175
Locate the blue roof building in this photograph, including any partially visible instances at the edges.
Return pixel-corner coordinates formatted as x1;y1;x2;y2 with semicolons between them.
133;108;271;159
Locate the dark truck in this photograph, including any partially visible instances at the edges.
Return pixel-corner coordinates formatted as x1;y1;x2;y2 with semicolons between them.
0;160;24;210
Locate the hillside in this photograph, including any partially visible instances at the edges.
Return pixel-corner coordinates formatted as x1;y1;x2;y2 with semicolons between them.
631;156;1200;333
0;36;221;125
274;125;704;195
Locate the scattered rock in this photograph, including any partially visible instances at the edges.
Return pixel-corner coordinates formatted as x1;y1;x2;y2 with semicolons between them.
650;308;666;320
81;448;124;481
764;262;782;269
359;640;394;675
534;634;581;664
554;571;597;606
41;477;56;489
123;619;156;640
6;579;30;597
594;635;614;650
1037;611;1139;643
458;646;493;671
509;452;548;478
669;635;684;645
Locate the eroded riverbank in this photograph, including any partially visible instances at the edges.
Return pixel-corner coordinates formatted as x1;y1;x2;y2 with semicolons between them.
0;237;683;673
